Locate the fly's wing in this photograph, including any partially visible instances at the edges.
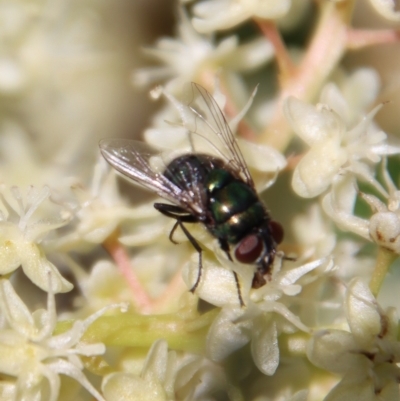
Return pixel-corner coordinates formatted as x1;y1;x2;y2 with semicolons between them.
187;83;255;187
99;139;204;214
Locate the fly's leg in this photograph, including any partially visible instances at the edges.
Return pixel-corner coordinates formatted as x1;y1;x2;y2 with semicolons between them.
232;271;245;307
174;220;203;293
218;238;232;261
154;203;203;293
219;238;245;307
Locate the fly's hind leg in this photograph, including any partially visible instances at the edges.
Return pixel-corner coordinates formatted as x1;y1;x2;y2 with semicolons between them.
154;203;203;293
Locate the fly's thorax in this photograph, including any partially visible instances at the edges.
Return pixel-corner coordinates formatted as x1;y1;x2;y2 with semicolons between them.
205;168;232;192
163;153;225;190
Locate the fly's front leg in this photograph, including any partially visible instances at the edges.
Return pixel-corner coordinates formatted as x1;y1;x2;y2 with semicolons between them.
218;238;245;307
154;202;203;293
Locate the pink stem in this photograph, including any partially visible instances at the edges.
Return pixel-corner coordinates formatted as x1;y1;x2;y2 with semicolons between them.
103;234;153;313
255;19;295;80
259;2;351;150
347;28;400;50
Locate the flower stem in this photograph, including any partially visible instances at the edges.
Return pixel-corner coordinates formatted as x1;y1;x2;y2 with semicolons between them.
255;19;295;81
347;28;400;50
103;231;153;313
369;247;398;297
259;1;354;151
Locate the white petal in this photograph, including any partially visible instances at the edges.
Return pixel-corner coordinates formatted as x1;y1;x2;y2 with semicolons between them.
345;279;381;347
239;138;287;172
20;244;73;293
46;359;106;401
0;279;34;334
251;319;279;375
102;372;165;401
320;83;348;123
171;355;202;391
279;257;328;286
292;138;346;198
307;329;359;373
206;306;251;361
284;97;345;145
183;256;244;307
141;339;169;383
144;126;188;150
222;37;274;71
342;69;380;116
322;191;370;240
259;301;310;333
0;381;15;401
39;367;61;401
0;236;21;274
323;377;375;401
331;173;358;214
192;1;252;33
255;0;291;19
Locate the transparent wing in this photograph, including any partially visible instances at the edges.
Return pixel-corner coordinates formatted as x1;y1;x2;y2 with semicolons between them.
99;139;204;214
187;83;254;187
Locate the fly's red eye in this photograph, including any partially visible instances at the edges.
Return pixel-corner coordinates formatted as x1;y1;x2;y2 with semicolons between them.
234;234;263;264
269;220;284;244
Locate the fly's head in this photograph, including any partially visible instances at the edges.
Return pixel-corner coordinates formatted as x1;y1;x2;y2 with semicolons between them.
233;220;284;289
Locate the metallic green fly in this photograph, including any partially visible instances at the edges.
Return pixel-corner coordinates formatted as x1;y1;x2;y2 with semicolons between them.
100;83;284;306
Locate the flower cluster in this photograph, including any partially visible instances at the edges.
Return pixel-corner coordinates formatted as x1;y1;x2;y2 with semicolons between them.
0;0;399;400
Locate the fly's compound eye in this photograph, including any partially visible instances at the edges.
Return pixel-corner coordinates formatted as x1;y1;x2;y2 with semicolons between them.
234;234;264;264
269;220;284;244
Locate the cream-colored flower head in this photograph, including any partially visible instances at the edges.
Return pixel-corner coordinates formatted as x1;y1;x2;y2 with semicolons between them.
187;251;332;375
323;161;400;255
54;157;145;250
102;339;228;401
308;279;400;400
284;70;400;198
133;8;273;94
0;186;72;293
0;278;126;401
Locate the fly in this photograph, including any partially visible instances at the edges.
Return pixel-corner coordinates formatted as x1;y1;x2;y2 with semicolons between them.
99;83;284;306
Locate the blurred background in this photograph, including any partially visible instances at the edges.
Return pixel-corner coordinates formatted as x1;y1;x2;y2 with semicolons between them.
1;0;398;190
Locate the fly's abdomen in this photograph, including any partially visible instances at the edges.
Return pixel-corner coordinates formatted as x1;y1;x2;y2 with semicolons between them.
207;176;267;244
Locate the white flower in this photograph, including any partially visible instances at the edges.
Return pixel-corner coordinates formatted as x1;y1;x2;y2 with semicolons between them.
291;202;377;327
292;203;336;259
54;158;143;249
102;339;228;401
284;72;400;198
323;163;400;254
307;279;400;401
191;0;291;33
0;186;72;293
63;260;134;318
133;8;273;94
187;253;331;375
0;278;126;401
